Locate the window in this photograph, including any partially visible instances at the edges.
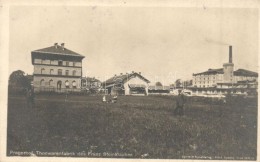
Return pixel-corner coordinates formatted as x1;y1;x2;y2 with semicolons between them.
41;68;45;74
40;79;45;86
65;70;69;76
72;81;76;88
58;60;63;66
58;69;62;75
50;69;54;75
65;80;69;88
73;62;76;66
66;61;69;66
72;70;76;76
49;80;53;86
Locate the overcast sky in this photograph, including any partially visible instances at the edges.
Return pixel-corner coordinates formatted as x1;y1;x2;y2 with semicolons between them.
9;6;258;85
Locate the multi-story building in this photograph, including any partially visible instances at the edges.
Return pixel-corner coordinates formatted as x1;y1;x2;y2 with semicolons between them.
31;43;85;92
191;46;258;95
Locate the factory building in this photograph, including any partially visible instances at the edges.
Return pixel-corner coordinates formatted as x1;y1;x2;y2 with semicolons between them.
191;46;258;95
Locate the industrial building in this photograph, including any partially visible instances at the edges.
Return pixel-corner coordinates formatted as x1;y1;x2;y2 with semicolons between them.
191;46;258;95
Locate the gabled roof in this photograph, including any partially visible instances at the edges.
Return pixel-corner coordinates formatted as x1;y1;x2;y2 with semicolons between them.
32;45;85;58
104;72;150;85
234;69;258;77
193;68;224;76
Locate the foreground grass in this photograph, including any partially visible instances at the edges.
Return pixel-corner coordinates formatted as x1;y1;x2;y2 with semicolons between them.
7;95;257;159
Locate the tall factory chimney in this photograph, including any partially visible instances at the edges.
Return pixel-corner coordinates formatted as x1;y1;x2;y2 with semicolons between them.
223;45;234;83
229;45;232;63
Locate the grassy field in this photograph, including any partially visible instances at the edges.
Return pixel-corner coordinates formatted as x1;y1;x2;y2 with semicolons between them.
7;94;257;159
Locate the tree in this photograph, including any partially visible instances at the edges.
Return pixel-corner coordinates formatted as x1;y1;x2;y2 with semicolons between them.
183;80;193;87
155;82;163;86
9;70;30;89
175;79;182;87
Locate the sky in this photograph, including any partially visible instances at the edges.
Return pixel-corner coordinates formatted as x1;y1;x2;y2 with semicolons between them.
9;6;258;85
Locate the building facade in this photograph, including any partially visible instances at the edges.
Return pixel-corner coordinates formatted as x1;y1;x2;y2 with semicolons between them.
191;46;258;95
31;43;85;92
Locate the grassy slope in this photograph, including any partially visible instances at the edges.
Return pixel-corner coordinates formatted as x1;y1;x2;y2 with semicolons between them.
7;95;257;159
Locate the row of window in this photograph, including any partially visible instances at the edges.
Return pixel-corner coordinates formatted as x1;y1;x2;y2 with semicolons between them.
194;81;215;84
40;79;77;88
36;59;80;67
40;68;78;76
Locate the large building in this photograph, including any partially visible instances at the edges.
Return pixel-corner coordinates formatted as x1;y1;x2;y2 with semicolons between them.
104;72;150;95
191;46;258;95
31;43;85;92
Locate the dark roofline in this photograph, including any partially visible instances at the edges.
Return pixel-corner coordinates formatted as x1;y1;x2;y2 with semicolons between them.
103;72;150;85
32;51;85;58
193;68;224;76
233;69;258;77
32;44;85;58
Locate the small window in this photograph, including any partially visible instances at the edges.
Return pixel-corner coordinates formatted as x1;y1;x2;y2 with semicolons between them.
73;70;76;76
58;60;63;66
73;62;76;66
65;80;69;88
58;69;62;75
66;61;69;66
50;69;54;75
49;80;53;86
41;68;45;74
65;70;69;76
72;81;76;88
40;79;45;86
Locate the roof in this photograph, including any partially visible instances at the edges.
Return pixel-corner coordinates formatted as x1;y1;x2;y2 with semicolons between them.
82;77;101;82
104;72;150;85
193;68;258;77
148;85;170;90
32;44;85;58
234;69;258;77
193;68;224;76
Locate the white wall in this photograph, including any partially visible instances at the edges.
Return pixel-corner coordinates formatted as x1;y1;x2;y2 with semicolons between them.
123;76;149;95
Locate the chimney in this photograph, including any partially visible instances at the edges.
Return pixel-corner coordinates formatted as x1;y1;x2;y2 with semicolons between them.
120;73;123;75
139;72;141;75
132;71;135;73
54;43;58;48
61;43;65;50
229;45;232;63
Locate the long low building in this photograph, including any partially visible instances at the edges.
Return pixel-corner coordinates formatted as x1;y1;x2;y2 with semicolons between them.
104;72;150;95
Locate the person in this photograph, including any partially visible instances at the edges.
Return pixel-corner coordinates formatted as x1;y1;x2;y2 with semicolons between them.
111;95;118;103
102;95;107;102
26;88;35;108
174;90;185;116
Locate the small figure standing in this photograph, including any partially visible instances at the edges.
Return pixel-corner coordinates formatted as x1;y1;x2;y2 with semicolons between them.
174;91;185;116
26;88;35;108
111;95;118;103
65;91;69;102
103;95;107;102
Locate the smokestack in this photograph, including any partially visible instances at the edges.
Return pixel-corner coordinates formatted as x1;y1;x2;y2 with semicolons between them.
54;43;58;48
61;43;65;50
229;45;232;63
